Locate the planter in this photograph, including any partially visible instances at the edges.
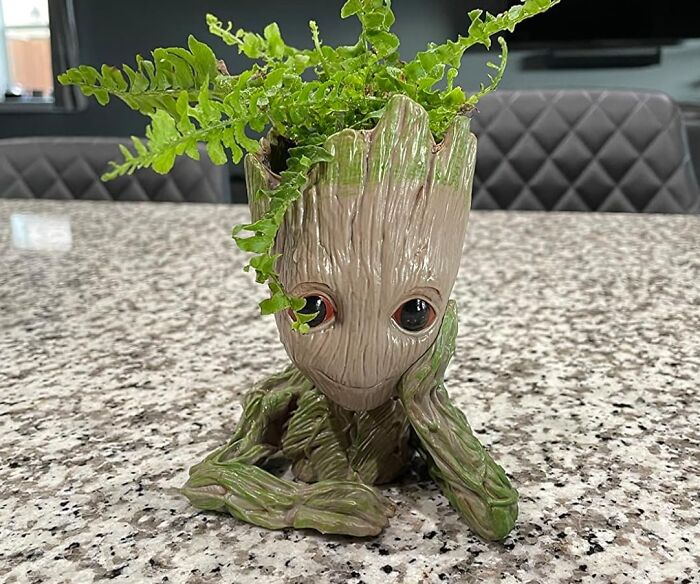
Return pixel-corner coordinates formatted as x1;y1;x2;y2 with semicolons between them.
182;95;519;541
60;0;561;543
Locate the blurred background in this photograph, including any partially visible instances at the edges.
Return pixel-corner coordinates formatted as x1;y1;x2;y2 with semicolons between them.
1;0;699;209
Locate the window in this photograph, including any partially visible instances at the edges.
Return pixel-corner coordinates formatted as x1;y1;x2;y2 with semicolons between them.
0;0;53;104
0;0;82;111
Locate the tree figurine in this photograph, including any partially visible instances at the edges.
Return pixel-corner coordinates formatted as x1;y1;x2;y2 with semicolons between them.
60;0;561;540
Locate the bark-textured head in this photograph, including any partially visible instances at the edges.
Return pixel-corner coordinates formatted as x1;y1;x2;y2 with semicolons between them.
245;95;477;411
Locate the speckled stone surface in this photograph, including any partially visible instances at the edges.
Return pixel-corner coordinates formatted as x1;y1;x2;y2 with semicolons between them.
1;200;698;584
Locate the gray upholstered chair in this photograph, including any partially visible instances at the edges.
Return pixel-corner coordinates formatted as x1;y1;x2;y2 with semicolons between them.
470;90;700;213
0;137;230;203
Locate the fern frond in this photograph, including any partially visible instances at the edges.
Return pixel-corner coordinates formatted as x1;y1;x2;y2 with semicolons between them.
57;36;220;115
104;84;263;180
411;0;559;69
466;37;509;107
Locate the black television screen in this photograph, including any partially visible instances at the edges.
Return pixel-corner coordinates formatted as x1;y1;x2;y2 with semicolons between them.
473;0;700;46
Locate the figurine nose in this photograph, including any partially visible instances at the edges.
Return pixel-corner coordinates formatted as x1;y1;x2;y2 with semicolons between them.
332;313;392;388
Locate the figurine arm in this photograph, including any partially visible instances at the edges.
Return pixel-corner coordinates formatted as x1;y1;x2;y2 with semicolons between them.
181;366;391;536
398;302;519;541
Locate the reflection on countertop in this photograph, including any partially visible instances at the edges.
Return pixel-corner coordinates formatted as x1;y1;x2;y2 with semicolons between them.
10;212;72;252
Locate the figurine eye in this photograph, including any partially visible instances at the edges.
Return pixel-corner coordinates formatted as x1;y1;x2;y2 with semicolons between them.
289;294;336;328
392;298;436;332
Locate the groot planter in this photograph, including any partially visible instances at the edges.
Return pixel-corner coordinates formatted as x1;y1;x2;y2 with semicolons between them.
182;95;519;541
60;0;560;544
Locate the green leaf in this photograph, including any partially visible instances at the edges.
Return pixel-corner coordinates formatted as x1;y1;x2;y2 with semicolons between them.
364;7;395;30
131;136;148;156
234;233;273;254
206;138;227;165
341;0;363;18
188;35;218;77
367;30;399;58
94;89;110;106
294;310;319;325
260;292;290;315
289;296;306;312
263;23;285;59
299;325;311;334
249;253;280;280
291;321;311;334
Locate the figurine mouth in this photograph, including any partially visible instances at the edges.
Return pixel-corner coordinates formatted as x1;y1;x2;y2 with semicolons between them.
316;370;384;392
311;370;397;411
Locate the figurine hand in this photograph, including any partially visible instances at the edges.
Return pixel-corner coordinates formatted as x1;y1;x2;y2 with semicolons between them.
397;299;519;541
398;300;458;406
182;461;394;536
292;480;395;537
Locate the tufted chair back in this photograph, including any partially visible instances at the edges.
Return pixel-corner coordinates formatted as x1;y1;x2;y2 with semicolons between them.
470;90;700;213
0;137;230;203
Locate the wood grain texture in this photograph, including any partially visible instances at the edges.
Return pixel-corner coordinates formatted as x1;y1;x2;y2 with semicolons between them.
245;95;477;411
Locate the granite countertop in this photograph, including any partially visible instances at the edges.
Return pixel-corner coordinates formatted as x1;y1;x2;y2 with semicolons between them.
1;200;698;584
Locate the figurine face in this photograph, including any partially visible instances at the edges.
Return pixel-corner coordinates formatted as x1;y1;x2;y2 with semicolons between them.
273;191;462;411
274;170;471;411
252;96;476;411
278;285;440;411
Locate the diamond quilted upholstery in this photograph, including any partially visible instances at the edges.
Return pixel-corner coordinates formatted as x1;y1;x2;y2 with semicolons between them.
0;137;230;203
470;90;700;213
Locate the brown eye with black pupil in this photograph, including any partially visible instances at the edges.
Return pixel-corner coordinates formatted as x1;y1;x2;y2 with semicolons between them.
393;299;436;332
290;295;335;328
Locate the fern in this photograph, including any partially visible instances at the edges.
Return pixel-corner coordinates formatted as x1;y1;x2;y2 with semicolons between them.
59;0;561;332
